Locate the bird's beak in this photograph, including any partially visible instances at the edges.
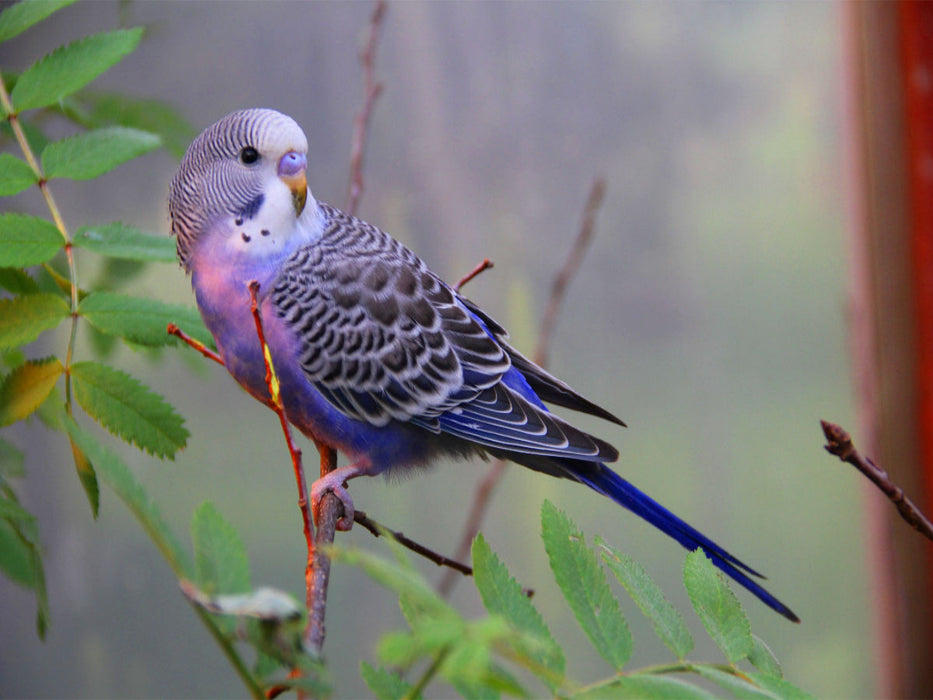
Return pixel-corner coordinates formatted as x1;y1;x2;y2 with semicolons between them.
278;152;308;217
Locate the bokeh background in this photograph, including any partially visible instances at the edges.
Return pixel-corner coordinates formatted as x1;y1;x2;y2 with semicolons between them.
0;2;867;697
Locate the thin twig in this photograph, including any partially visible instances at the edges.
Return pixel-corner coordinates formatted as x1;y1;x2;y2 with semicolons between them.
247;282;318;661
438;178;608;597
354;510;473;575
821;420;933;542
345;0;387;216
167;323;225;365
454;258;495;292
536;177;606;366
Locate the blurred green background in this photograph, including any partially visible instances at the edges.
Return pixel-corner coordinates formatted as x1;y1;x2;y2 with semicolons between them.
0;2;866;697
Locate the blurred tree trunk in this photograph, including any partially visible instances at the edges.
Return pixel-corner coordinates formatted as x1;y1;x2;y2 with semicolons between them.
844;2;933;696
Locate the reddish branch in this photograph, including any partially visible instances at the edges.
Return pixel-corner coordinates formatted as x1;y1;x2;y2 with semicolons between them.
438;178;608;597
345;0;387;216
166;323;224;365
454;258;494;292
821;420;933;542
246;283;320;650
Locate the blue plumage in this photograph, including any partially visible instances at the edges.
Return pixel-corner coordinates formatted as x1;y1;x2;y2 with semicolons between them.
169;108;798;622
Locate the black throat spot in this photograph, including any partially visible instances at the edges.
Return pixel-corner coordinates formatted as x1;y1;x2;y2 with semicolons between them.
237;193;265;221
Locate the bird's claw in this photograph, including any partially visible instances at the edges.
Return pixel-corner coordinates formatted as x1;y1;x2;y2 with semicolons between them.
311;472;355;531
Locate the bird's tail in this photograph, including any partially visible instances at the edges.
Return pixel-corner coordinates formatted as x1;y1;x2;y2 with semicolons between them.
570;463;799;622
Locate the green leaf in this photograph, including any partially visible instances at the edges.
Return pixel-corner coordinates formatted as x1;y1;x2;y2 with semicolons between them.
74;222;177;262
71;91;195;159
693;665;777;699
79;291;213;348
66;430;99;516
472;533;564;686
683;550;753;664
748;634;783;678
0;154;37;195
572;674;716;700
0;0;78;44
41;126;160;180
597;537;694;660
746;672;816;700
541;500;632;670
11;27;143;111
0;214;63;266
360;661;417;700
0;437;25;478
0;356;63;426
70;361;188;458
0;293;68;350
0;268;41;295
0;489;48;638
191;501;250;595
63;417;192;577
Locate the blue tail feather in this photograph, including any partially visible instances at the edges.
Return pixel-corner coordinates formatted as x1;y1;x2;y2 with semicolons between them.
573;464;800;623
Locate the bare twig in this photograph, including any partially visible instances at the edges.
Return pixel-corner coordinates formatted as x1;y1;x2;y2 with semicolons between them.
438;178;608;597
354;509;473;576
167;323;225;365
308;438;340;655
454;258;494;292
345;0;387;216
536;177;606;366
821;420;933;542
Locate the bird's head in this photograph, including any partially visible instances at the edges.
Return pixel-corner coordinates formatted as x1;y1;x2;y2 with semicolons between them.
169;108;311;271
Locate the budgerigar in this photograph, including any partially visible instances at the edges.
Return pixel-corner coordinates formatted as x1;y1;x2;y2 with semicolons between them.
169;109;798;622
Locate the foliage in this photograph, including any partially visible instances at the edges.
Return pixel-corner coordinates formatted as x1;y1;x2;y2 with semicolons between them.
0;3;811;698
333;501;812;699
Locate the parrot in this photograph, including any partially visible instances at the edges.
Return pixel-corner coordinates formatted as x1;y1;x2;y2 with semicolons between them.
168;108;798;622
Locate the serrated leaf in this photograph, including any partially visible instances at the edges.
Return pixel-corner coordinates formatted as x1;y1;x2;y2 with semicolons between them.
68;432;98;517
360;662;417;700
63;417;192;577
0;489;48;638
79;291;214;348
472;533;564;686
0;356;63;426
11;27;143;111
0;494;34;522
746;672;816;700
74;222;177;262
0;154;37;194
72;91;195;159
541;500;632;670
191;501;250;595
0;214;63;266
0;437;25;478
0;516;35;585
0;293;68;350
0;268;41;295
597;538;694;660
572;674;717;700
70;361;188;458
684;550;753;664
748;634;783;678
41;126;160;180
0;0;78;44
693;665;777;699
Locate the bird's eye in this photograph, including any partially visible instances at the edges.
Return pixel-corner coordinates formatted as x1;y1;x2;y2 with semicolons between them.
240;146;260;165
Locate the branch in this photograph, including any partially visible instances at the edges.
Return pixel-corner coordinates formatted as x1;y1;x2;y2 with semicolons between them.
821;420;933;542
345;0;387;216
167;323;225;365
354;509;473;576
454;258;494;292
438;177;608;597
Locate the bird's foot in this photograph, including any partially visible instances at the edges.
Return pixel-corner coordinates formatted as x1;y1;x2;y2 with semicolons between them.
311;464;364;531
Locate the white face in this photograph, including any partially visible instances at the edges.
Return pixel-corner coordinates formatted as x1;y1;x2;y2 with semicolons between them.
170;108;316;270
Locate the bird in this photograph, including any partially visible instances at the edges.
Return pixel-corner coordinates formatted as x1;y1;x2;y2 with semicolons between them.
169;108;798;622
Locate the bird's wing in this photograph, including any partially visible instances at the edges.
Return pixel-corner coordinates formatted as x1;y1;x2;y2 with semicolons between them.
271;204;616;461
